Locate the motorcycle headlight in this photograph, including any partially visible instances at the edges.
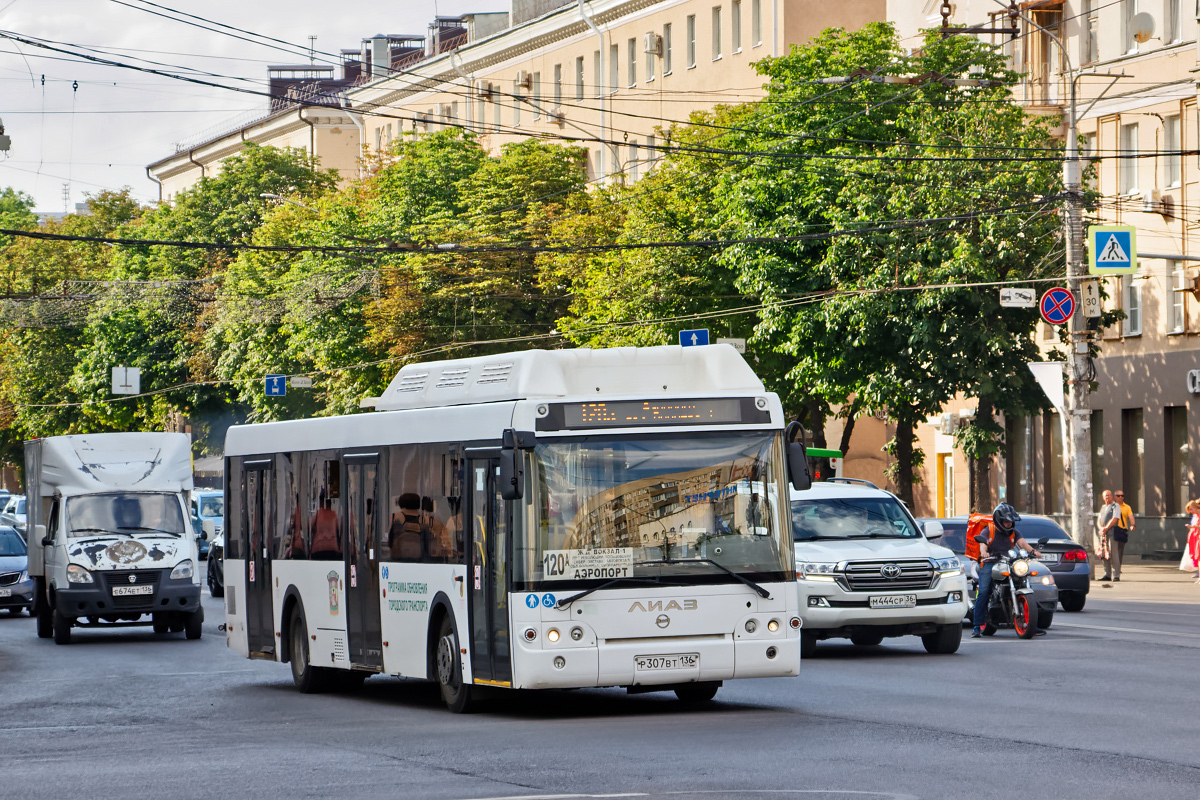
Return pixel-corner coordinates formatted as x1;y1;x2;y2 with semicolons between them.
171;559;194;580
66;564;94;584
934;557;963;576
797;562;839;581
1011;559;1030;577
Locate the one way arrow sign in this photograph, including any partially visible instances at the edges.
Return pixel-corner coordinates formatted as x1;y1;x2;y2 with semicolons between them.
679;328;709;347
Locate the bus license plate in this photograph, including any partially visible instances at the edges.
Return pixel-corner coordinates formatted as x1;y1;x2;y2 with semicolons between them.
869;594;916;609
635;653;699;671
111;585;154;596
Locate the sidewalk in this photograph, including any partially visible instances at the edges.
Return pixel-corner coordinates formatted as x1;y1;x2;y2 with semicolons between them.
1089;562;1200;603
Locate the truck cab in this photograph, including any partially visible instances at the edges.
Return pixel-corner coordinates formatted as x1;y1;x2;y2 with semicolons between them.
26;433;204;644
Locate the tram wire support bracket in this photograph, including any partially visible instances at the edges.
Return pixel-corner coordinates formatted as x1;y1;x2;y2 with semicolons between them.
939;0;1020;39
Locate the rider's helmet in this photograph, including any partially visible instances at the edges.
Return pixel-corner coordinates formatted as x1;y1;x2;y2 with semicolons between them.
992;503;1020;532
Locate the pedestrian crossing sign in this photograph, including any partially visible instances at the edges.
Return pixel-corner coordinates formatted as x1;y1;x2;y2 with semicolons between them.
1088;225;1137;276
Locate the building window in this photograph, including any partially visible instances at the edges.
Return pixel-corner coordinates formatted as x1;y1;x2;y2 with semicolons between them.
1091;409;1105;496
1165;114;1181;187
1005;416;1033;512
712;6;723;60
1122;0;1139;54
647;133;656;164
1082;0;1099;63
1169;261;1186;332
646;38;656;81
532;72;541;118
513;79;521;126
575;56;584;100
687;15;696;68
1047;411;1067;514
554;63;562;106
494;97;501;131
477;97;485;131
664;23;673;73
752;0;762;46
1122;407;1145;513
1167;406;1190;514
732;0;742;52
1166;0;1182;43
609;43;619;93
628;38;637;86
629;141;639;181
1119;122;1139;195
1122;275;1142;335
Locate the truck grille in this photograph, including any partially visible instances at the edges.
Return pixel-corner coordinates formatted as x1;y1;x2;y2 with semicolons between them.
841;559;934;592
102;570;162;607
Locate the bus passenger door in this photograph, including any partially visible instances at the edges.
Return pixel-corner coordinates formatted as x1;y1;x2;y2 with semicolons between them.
467;459;512;686
344;455;383;670
243;460;274;658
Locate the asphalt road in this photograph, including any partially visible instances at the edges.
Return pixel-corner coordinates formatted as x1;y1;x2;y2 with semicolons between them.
1;570;1198;800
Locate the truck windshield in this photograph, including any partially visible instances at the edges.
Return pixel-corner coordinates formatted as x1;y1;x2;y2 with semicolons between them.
515;431;791;588
67;493;187;538
792;497;921;541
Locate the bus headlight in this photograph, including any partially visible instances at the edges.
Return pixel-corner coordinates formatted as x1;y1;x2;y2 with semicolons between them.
171;560;194;580
767;619;780;632
66;564;94;584
547;628;560;643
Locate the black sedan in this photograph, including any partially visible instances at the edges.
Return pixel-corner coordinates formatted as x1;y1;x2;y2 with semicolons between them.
926;515;1090;613
206;531;224;598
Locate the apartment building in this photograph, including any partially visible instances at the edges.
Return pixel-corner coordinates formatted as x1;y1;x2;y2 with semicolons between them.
866;0;1200;556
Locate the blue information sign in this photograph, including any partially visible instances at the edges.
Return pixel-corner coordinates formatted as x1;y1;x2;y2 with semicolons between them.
265;375;287;397
679;328;710;347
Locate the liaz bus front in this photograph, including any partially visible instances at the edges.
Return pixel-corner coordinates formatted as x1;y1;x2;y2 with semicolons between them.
501;346;812;701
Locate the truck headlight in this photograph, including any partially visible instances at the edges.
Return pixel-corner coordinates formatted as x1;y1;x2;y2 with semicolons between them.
934;557;963;577
66;564;94;584
171;560;194;580
797;562;838;581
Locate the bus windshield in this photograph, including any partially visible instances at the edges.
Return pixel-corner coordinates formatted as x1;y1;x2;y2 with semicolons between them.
67;493;187;537
517;432;791;588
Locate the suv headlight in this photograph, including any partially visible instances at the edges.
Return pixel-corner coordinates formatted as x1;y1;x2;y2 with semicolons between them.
66;564;94;584
171;560;194;580
797;562;839;581
934;557;963;576
1011;559;1030;577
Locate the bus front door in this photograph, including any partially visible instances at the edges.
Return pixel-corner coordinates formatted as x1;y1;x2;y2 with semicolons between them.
344;455;383;670
467;459;512;686
243;460;274;658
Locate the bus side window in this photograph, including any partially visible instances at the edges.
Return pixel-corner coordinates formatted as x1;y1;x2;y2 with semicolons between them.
310;459;342;560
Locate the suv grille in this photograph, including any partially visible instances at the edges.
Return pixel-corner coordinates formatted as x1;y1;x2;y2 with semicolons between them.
841;559;934;592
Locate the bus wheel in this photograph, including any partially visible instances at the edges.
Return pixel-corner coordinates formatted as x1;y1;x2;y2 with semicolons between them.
675;682;720;703
289;607;330;694
435;615;473;713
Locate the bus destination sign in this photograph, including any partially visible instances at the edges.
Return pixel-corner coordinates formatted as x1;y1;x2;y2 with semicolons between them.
537;398;771;431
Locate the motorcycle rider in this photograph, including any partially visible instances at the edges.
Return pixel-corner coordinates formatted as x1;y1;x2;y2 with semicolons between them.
971;503;1042;638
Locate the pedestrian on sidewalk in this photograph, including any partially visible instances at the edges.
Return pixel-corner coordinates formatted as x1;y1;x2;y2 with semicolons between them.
1179;498;1200;579
1110;490;1134;582
1096;490;1117;581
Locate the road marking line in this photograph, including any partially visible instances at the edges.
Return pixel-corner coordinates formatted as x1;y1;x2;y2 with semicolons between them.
1087;607;1200;618
1053;621;1200;639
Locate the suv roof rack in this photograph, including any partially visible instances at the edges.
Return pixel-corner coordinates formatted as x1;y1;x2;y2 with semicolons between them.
826;477;880;490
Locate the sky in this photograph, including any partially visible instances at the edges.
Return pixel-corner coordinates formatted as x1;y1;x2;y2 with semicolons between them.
0;0;501;212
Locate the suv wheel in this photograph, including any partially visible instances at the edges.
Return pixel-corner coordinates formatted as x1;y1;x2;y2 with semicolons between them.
921;623;961;654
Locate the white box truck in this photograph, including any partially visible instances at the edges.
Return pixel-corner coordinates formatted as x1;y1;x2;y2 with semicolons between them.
25;433;204;644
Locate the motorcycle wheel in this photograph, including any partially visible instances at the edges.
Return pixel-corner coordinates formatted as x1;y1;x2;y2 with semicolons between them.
1013;595;1037;639
981;624;998;637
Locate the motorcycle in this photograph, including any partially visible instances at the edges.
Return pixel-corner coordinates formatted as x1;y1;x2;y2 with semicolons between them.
973;534;1050;639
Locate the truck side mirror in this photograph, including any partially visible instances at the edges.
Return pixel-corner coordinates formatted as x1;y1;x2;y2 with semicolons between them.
201;519;215;541
785;421;813;492
37;524;51;547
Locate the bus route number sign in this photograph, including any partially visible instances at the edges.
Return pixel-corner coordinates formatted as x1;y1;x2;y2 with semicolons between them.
543;548;634;580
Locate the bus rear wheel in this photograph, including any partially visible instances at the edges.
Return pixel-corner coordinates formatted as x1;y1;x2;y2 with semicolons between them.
289;607;330;694
674;682;720;703
435;615;473;713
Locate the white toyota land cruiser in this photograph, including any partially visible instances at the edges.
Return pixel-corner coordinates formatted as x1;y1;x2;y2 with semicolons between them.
791;479;968;656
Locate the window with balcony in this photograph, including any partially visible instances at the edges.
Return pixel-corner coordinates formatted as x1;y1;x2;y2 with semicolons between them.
1119;122;1139;195
1025;4;1063;105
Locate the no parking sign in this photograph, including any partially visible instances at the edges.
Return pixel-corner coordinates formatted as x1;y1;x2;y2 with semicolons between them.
1039;288;1075;326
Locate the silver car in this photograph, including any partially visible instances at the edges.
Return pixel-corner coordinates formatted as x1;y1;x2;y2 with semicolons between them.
0;525;34;615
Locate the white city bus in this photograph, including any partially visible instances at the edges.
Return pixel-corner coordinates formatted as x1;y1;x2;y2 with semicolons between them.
222;345;811;712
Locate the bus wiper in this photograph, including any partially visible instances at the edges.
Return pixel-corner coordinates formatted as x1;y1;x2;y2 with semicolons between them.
117;527;182;536
555;576;685;610
634;557;772;599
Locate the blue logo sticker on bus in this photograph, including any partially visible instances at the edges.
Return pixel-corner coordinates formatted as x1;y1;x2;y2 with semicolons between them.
525;594;539;609
382;566;389;580
541;593;556;608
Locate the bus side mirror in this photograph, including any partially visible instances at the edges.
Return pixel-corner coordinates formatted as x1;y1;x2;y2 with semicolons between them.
499;429;532;501
785;421;813;492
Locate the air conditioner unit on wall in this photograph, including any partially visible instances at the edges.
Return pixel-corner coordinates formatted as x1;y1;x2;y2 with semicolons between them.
1141;188;1161;213
515;70;533;90
549;107;565;127
437;103;453;117
644;33;662;55
475;79;494;99
938;412;959;436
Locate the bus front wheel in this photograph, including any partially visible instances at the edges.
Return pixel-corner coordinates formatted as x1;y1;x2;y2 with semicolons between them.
435;615;473;713
289;607;330;694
